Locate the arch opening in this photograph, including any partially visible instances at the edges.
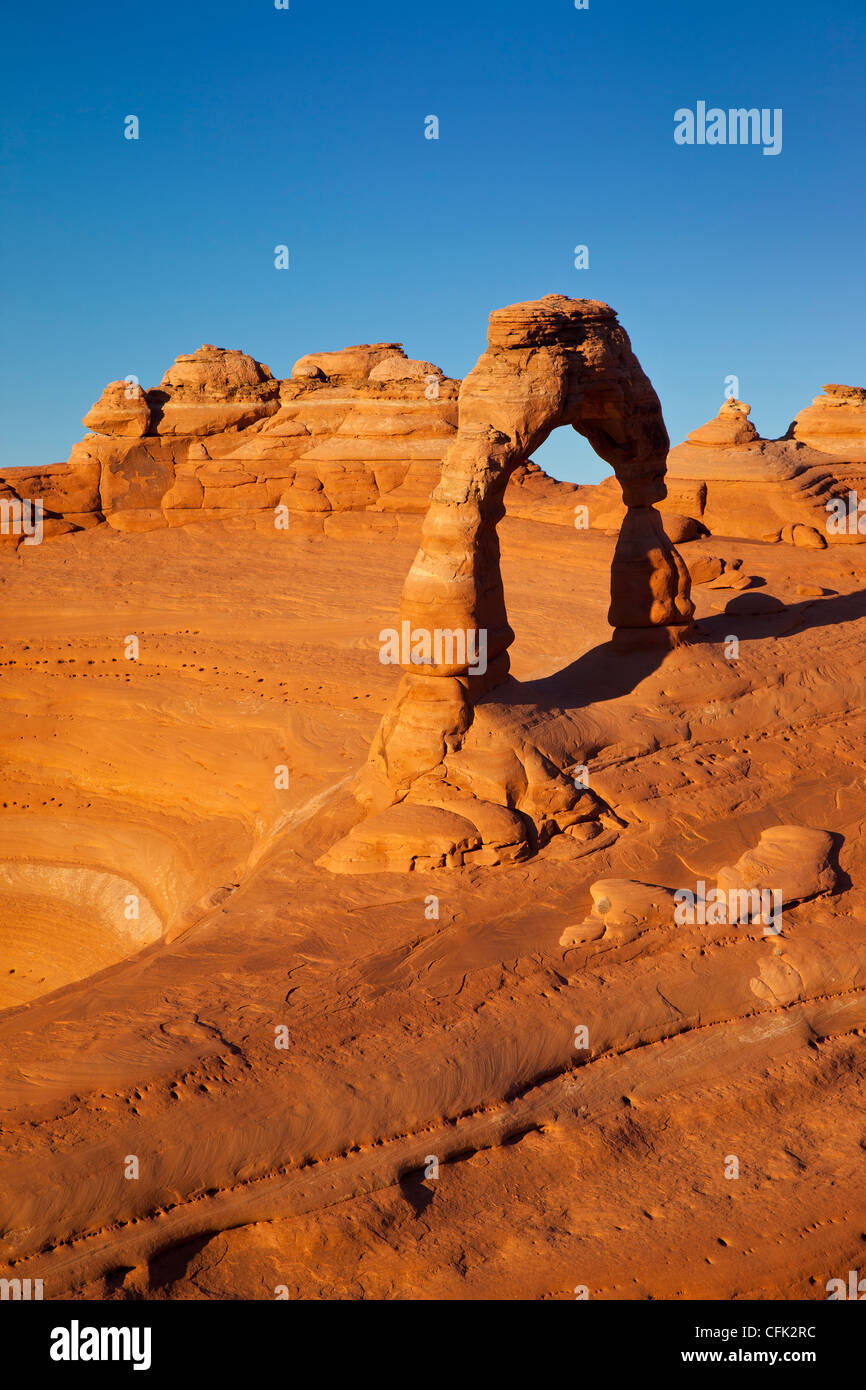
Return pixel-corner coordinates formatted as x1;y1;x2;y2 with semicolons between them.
529;427;612;486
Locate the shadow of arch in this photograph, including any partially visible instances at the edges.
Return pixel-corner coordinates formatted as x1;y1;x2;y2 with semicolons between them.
697;586;866;644
481;639;671;718
493;585;866;720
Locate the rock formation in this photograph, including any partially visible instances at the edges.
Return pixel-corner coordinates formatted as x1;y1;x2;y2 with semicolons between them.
663;393;866;544
396;296;693;669
792;384;866;458
560;824;837;950
322;295;694;873
512;391;866;548
82;379;152;438
0;343;461;541
559;878;679;947
3;336;866;557
716;825;837;909
2;308;866;1301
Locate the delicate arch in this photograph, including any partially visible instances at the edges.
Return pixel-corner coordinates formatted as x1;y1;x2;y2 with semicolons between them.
398;295;692;690
322;296;694;869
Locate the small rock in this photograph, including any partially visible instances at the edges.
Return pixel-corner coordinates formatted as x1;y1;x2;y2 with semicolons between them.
662;513;701;544
559;878;678;948
792;523;827;549
687;555;724;585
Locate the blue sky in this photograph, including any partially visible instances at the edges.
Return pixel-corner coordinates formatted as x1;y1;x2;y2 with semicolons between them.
1;0;864;482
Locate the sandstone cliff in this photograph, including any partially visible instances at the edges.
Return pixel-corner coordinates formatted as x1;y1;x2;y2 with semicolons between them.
1;343;460;541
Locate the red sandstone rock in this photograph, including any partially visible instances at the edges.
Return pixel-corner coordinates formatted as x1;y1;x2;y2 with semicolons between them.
792;523;827;549
13;339;866;560
666;395;866;542
397;295;692;680
368;355;443;384
2;347;461;534
153;345;280;436
610;507;694;627
685;397;759;448
291;343;403;381
792;385;866;459
687;554;725;584
662;512;701;543
724;591;785;614
716;826;836;908
560;879;679;947
2;429;866;1302
324;295;694;872
82;379;151;438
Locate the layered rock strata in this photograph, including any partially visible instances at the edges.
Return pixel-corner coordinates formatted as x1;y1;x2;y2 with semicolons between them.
4;343;865;555
0;344;460;540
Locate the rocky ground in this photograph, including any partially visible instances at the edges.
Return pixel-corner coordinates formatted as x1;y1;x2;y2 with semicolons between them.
1;508;865;1299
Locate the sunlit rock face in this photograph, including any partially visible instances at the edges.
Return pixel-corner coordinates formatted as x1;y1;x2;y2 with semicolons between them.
324;295;694;875
0;298;865;1303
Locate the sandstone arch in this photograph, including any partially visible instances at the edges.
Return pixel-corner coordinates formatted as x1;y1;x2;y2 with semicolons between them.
322;295;694;872
399;295;692;681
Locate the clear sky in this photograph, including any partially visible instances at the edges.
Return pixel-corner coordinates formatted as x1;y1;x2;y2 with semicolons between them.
1;0;864;482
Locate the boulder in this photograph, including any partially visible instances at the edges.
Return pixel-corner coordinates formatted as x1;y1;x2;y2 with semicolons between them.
662;512;701;544
792;523;827;549
687;554;725;585
368;356;443;384
724;592;785;615
83;380;151;438
560;879;678;947
291;343;404;381
152;345;280;436
716;826;836;910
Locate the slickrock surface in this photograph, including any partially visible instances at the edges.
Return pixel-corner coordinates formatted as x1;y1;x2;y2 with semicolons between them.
2;511;866;1301
1;304;866;1303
